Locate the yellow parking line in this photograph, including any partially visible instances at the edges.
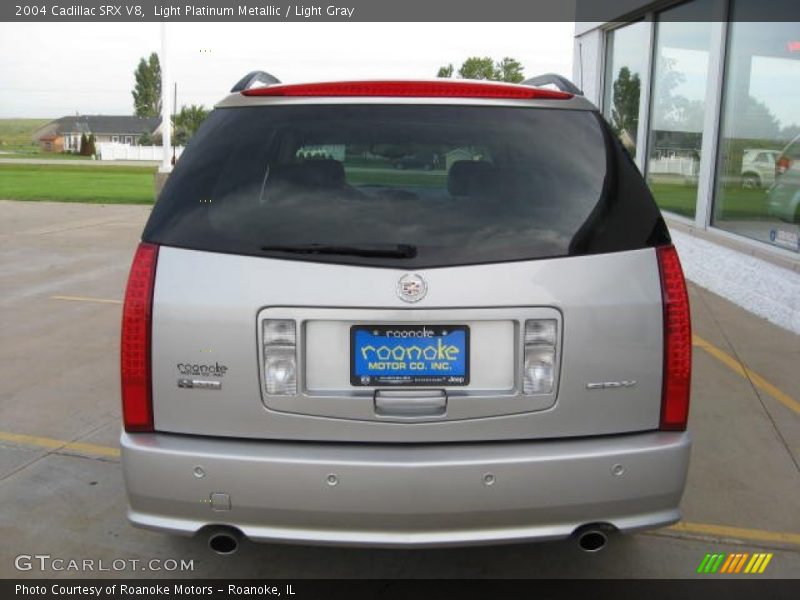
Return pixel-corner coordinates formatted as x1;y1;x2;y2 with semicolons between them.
50;295;122;305
693;334;800;415
0;431;120;458
665;521;800;547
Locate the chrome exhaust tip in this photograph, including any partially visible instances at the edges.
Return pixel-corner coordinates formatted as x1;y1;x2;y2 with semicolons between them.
208;528;241;555
575;525;609;553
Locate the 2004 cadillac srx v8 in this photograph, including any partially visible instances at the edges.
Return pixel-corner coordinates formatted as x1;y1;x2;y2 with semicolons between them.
120;73;692;554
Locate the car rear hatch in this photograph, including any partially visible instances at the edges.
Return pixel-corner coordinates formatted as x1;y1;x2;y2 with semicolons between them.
128;83;687;443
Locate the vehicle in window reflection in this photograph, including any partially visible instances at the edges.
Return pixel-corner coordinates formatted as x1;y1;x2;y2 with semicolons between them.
767;135;800;224
391;152;437;171
740;149;780;189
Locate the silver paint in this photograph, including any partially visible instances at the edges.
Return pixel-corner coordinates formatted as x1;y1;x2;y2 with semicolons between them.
150;246;663;442
121;430;690;547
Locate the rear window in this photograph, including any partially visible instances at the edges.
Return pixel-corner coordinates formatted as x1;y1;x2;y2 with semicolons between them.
145;104;667;267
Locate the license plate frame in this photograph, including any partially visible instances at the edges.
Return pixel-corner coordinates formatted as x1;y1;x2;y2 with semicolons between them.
350;324;470;387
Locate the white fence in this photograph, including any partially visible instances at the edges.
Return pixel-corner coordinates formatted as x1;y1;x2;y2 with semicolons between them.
97;143;185;162
648;156;698;177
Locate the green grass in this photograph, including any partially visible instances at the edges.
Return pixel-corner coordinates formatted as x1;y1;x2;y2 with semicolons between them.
0;118;50;146
0;118;91;159
0;118;51;157
0;160;779;212
650;181;698;218
0;163;156;203
650;180;775;221
0;148;91;159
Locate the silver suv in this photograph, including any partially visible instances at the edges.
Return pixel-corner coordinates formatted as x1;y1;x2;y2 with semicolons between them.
120;73;692;553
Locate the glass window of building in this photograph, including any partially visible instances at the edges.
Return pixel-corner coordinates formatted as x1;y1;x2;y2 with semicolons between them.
646;1;713;219
714;18;800;253
603;21;650;158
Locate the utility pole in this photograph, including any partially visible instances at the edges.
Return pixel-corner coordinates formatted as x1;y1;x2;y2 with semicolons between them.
160;22;172;174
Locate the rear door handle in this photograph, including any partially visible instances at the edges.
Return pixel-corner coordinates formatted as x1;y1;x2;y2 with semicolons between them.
374;389;447;419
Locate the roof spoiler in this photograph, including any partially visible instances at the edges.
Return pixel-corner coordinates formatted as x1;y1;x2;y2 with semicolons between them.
522;73;582;96
231;71;281;93
230;71;582;97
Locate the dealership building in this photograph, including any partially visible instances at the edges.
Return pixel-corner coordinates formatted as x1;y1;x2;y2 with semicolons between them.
574;0;799;333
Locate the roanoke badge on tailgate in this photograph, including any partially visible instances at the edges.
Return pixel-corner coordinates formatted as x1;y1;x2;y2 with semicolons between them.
176;361;227;390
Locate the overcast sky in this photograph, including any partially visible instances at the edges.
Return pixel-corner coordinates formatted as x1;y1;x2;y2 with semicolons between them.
0;22;574;118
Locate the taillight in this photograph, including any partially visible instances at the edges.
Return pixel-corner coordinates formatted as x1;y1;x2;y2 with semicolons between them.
523;319;557;395
121;242;158;432
657;245;692;431
241;80;573;100
776;155;792;176
263;319;298;396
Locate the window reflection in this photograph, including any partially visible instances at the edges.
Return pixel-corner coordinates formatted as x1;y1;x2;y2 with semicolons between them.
714;19;800;253
646;2;713;219
603;21;649;157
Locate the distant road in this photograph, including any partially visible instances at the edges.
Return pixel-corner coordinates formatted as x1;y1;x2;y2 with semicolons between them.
0;158;158;167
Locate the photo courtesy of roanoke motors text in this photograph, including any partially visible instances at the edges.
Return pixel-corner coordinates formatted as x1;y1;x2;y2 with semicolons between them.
0;0;799;597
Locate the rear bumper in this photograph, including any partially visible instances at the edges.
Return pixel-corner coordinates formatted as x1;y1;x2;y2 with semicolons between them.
121;430;690;547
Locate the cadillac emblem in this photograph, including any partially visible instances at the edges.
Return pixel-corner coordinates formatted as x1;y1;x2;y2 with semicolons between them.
397;273;427;303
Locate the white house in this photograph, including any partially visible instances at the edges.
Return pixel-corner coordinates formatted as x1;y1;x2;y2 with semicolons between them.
33;115;162;153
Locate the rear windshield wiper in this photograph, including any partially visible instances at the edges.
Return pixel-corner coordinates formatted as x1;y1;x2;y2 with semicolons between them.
261;243;417;258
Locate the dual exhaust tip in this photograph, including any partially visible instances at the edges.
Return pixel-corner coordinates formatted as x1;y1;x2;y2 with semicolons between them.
206;524;611;555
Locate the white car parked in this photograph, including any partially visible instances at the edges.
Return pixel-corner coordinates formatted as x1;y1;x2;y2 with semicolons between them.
740;148;780;189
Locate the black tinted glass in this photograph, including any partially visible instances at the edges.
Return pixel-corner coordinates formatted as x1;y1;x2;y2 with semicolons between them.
144;105;667;267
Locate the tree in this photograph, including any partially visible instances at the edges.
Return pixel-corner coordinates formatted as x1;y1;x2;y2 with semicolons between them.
436;64;454;78
139;131;162;146
738;95;780;140
457;57;497;80
780;123;800;142
495;57;525;84
436;56;525;82
610;67;641;141
79;133;89;156
86;134;96;157
651;56;686;132
672;98;706;134
172;104;209;146
132;52;161;118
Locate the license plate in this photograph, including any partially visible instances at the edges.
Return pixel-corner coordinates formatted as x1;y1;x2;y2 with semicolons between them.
350;325;469;386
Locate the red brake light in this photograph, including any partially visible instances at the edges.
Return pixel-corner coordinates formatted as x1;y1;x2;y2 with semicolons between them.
121;242;158;432
241;80;573;100
657;245;692;431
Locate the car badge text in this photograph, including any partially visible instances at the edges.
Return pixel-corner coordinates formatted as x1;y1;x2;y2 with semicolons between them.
586;380;637;390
